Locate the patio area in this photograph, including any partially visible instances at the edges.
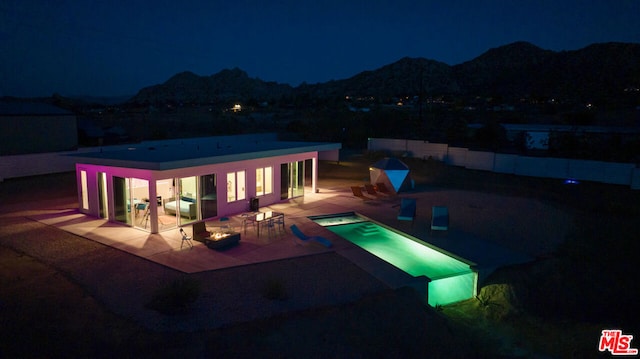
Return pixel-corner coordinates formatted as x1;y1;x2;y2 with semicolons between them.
29;176;568;288
29;202;338;274
0;163;575;334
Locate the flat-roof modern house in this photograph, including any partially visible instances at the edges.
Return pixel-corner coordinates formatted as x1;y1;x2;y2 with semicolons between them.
70;133;340;233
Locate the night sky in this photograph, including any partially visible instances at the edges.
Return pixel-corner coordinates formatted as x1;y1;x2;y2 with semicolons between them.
2;0;639;98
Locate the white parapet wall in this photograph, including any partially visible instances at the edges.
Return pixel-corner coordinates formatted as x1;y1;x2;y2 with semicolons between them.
465;151;495;171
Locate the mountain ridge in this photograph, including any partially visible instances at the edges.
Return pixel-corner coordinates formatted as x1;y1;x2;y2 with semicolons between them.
126;41;640;106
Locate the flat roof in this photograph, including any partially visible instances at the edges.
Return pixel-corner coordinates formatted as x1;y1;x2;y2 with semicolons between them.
69;134;341;170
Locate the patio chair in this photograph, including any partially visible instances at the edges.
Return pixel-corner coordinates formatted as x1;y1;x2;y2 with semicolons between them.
179;228;193;249
431;206;449;233
264;218;281;238
290;224;332;248
397;198;416;224
215;216;232;231
274;214;286;234
192;221;211;242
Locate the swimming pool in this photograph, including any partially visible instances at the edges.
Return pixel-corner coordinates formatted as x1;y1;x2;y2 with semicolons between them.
310;212;477;306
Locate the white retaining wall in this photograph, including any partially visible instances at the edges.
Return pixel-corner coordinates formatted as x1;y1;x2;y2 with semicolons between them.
465;151;495;171
0;133;336;182
368;138;640;189
407;142;449;161
3;137;639;189
0;146;130;181
446;147;468;167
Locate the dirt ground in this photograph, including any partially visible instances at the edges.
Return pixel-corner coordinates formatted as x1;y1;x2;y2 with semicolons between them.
1;154;638;357
0;171;481;358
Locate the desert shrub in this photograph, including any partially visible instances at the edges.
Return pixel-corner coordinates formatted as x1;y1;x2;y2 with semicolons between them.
146;277;201;315
520;212;640;328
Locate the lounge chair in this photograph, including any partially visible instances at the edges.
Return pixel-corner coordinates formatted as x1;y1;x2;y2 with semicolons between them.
351;186;372;200
376;182;391;194
290;224;332;248
397;198;416;224
431;206;449;233
364;184;380;196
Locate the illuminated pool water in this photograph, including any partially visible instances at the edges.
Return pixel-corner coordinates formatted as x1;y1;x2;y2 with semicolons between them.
311;213;477;306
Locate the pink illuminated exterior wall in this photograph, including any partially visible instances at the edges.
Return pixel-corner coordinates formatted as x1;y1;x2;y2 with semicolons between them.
76;148;335;233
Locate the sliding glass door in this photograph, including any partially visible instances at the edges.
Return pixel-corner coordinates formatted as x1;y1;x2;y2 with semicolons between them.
177;176;198;225
113;176;131;225
200;174;217;219
112;176;150;230
280;161;304;200
131;178;149;229
98;172;108;219
155;174;217;231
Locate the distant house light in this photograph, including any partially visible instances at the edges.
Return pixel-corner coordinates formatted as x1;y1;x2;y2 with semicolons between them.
232;104;242;112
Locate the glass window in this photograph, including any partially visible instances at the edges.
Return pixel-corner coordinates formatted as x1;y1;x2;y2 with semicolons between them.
265;167;272;194
227;173;236;202
80;170;89;210
256;167;273;196
237;170;246;200
256;168;263;196
226;171;246;202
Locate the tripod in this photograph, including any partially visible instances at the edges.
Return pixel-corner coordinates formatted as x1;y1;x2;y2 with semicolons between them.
141;204;151;229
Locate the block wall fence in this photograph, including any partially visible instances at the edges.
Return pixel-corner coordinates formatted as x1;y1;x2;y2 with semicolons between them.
367;138;640;190
2;137;638;189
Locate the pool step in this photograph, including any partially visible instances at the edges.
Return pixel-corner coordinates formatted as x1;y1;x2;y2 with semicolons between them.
355;223;380;236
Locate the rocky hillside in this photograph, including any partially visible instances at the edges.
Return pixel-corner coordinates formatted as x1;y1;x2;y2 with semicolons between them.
454;41;640;102
130;68;294;105
127;42;640;106
297;57;458;101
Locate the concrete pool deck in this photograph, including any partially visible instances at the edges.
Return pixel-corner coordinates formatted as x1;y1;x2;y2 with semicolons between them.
1;166;573;331
30;176;568;288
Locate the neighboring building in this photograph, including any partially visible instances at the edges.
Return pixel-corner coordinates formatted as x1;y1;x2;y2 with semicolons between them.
70;133;341;233
468;123;640;150
501;124;640;150
0;101;77;155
